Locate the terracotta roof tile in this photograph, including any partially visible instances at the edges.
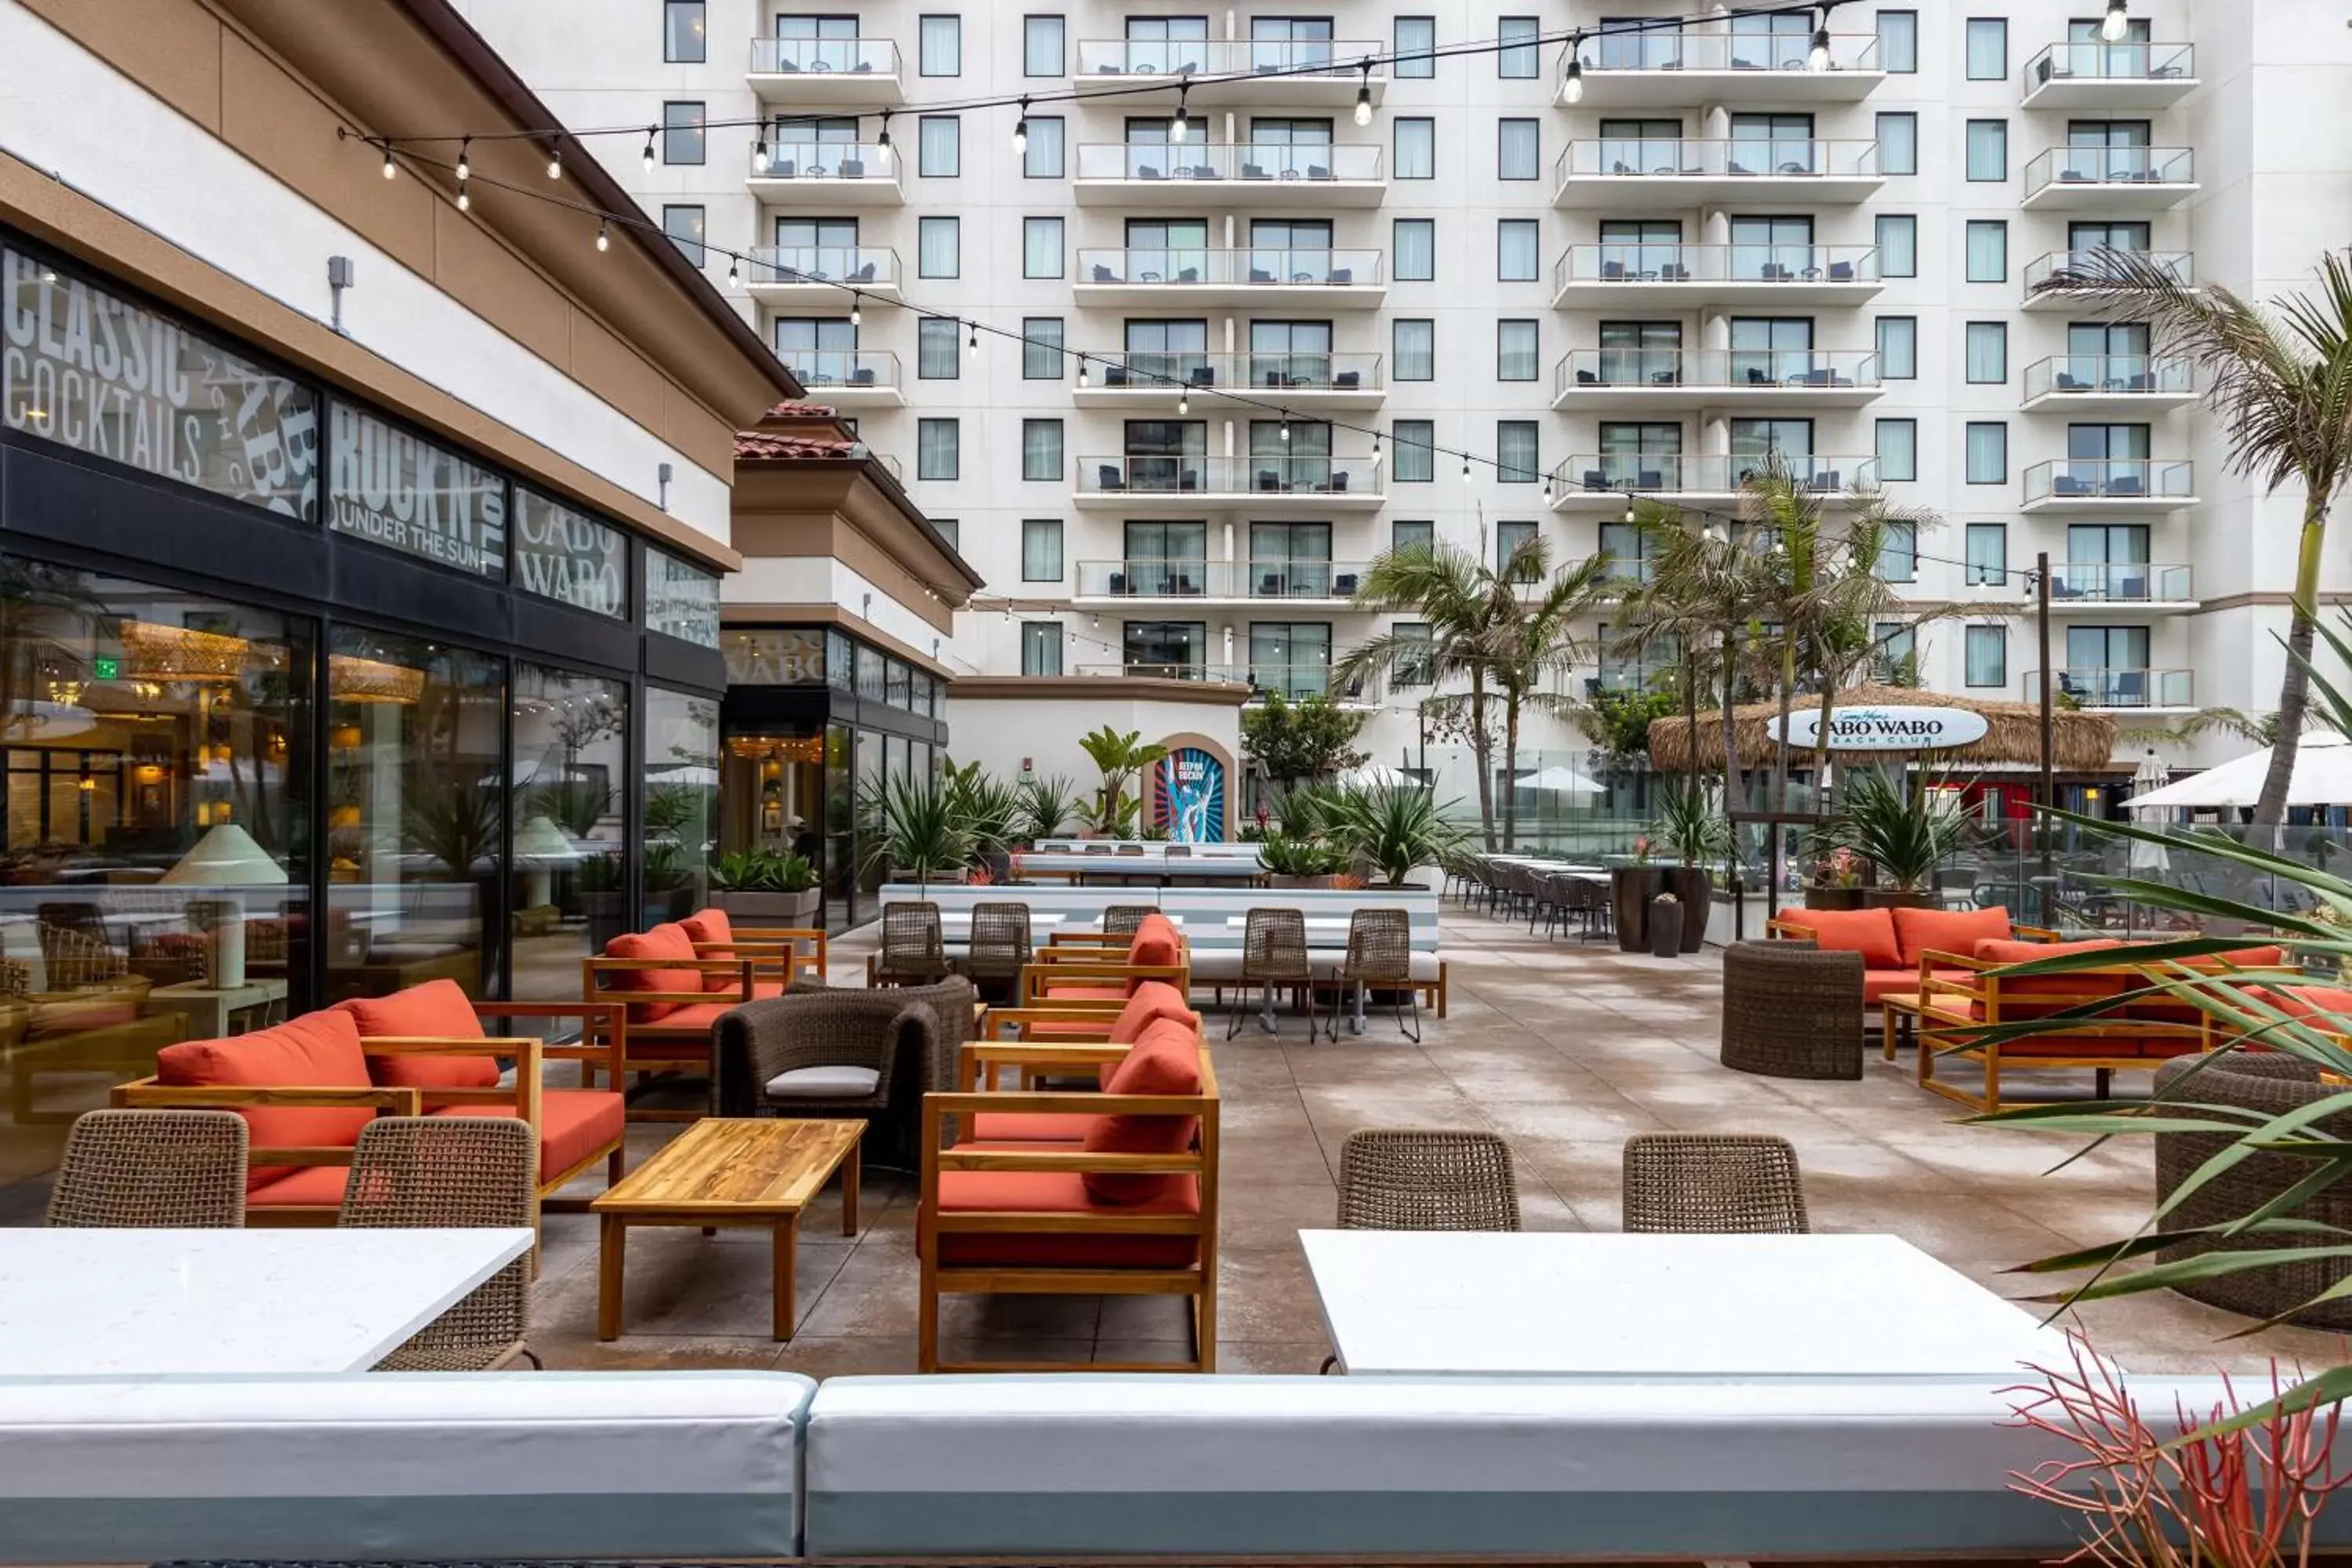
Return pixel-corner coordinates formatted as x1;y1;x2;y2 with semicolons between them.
735;427;863;462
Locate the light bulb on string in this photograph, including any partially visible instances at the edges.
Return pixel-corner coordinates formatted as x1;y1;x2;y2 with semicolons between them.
849;292;862;326
642;129;656;172
1353;61;1374;126
1461;452;1472;480
1807;8;1832;71
1563;47;1585;104
381;145;397;180
876;113;893;169
753;125;770;172
596;220;609;252
1171;88;1189;145
726;254;740;289
1076;358;1090;389
455;138;470;182
1177;389;1189;414
1624;495;1639;525
967;321;978;357
1013;96;1030;157
1279;418;1290;443
546;141;564;180
2101;0;2129;42
1543;472;1554;503
456;177;470;212
1371;433;1382;466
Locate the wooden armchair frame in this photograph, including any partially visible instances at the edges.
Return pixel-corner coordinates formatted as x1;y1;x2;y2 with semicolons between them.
691;926;828;986
919;1042;1219;1375
580;956;765;1120
1018;956;1192;1007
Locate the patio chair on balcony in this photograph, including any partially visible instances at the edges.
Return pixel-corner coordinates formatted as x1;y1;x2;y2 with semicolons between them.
1257;469;1282;492
1746;366;1772;386
2052;473;2092;496
1638;468;1664;489
771;159;797;178
2107;473;2147;497
1098;463;1126;492
1333;368;1360;388
1177;267;1200;283
1330;471;1351;494
1179;466;1201;490
1308;164;1333;180
1826;260;1856;283
1328;267;1353;284
1621;1132;1811;1234
1582;468;1609;490
1599;260;1627;281
1241;162;1269;179
851;366;877;386
1659;261;1692;281
1189;365;1215;387
1250;267;1277;284
46;1108;248;1228
838;159;866;179
850;262;877;283
1091;263;1116;282
1809;470;1841;492
1759;262;1791;281
1334;572;1359;595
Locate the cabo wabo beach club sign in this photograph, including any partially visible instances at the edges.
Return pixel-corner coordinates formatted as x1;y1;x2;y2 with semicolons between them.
1768;705;1991;751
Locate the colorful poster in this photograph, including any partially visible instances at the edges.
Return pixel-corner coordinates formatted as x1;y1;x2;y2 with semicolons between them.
1153;746;1225;843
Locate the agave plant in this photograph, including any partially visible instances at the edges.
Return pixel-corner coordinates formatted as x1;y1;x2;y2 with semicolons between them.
1255;830;1351;879
1647;778;1731;869
946;767;1023;866
1827;770;1968;892
861;771;980;891
1016;771;1084;844
1325;784;1471;888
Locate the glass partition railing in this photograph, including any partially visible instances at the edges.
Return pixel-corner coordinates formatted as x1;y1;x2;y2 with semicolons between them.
1074;143;1383;182
1555;349;1878;395
2023;40;2194;86
1567;28;1882;74
748;37;899;76
776;349;898;388
1073;560;1374;598
2022;354;2194;399
1073;38;1386;79
2022;458;2195;502
750;142;894;180
1080;350;1381;394
2023;248;2194;294
745;245;898;287
2024;667;2194;707
1553;244;1878;292
1554;453;1879;495
1076;249;1384;286
1076;455;1381;495
2024;144;2195;193
1557;137;1881;183
2049;561;2193;603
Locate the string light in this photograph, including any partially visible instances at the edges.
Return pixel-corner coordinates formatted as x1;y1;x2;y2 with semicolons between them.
2101;0;2129;43
1543;472;1555;503
1462;452;1472;480
848;292;862;326
726;254;740;288
456;177;469;211
454;137;470;182
1076;358;1090;389
1372;432;1382;466
877;112;893;169
381;146;397;180
967;321;978;357
1807;9;1832;71
1279;417;1290;443
1012;96;1030;156
1177;388;1189;414
546;140;563;180
1563;42;1585;103
1624;495;1639;525
641;129;656;171
1352;61;1374;126
753;123;770;172
596;220;609;252
1170;87;1189;144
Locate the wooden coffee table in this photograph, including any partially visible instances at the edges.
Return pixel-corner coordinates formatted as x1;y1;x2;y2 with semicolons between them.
591;1117;862;1341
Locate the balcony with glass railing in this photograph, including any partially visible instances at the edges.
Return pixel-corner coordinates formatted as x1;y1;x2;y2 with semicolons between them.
1072;559;1375;602
2021;146;2197;209
2020;354;2197;412
1550;453;1879;507
746;37;902;103
746;143;904;203
1555;28;1884;105
2022;248;2194;310
742;246;900;303
1073;249;1385;307
1552;349;1882;410
1073;662;1370;701
2021;458;2197;510
1553;138;1883;207
2025;668;2194;710
1072;39;1386;104
1071;351;1384;408
1073;143;1385;205
2021;40;2197;107
1550;243;1880;307
2045;562;2196;610
775;349;902;405
1074;454;1385;509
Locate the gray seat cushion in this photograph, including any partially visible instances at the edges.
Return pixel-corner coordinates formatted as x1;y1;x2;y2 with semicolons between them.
767;1065;881;1098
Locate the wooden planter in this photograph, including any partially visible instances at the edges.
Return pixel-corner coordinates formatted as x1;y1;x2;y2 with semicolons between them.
1611;866;1668;953
1666;866;1712;953
1864;888;1937;910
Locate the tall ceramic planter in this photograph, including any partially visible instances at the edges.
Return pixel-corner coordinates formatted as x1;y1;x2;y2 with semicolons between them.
1611;866;1668;953
1666;866;1712;952
713;887;821;926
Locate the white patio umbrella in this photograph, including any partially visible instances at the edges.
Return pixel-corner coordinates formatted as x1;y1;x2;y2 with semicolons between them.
2129;731;2352;814
1341;762;1417;788
2126;749;2173;873
1513;763;1604;797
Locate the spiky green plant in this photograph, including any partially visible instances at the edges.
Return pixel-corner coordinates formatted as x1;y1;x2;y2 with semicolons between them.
1826;769;1967;892
1648;778;1731;869
862;771;978;891
1326;784;1471;887
1016;771;1084;844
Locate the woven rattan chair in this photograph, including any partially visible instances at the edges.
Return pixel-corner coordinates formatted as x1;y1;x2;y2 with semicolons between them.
876;901;949;986
1228;907;1316;1038
1323;1128;1519;1370
1719;940;1864;1080
45;1109;248;1227
1621;1133;1810;1234
961;902;1033;1000
339;1116;539;1370
1102;904;1156;937
1325;908;1418;1041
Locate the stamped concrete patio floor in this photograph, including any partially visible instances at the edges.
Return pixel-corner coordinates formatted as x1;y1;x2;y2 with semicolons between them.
533;908;2344;1376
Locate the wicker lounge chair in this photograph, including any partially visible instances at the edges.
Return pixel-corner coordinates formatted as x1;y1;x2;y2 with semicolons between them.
1720;940;1864;1080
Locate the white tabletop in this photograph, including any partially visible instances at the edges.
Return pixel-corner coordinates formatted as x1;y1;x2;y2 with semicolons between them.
940;911;1067;925
1301;1231;2067;1381
0;1227;535;1376
1225;916;1357;931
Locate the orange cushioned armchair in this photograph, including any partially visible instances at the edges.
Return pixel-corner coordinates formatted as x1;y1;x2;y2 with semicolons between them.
583;909;823;1119
1017;913;1189;1007
1769;905;2056;1006
918;1011;1218;1374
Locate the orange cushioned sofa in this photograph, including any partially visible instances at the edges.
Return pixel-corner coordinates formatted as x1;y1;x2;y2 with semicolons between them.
1768;905;2054;1005
1016;913;1189;1007
112;978;626;1221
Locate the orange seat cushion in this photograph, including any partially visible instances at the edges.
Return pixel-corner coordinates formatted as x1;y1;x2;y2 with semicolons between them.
968;1110;1093;1144
156;1011;372;1192
437;1087;622;1183
1892;906;2015;969
604;924;701;1024
1083;1017;1202;1203
2245;984;2352;1041
1777;907;1901;970
1940;1028;2202;1061
926;1170;1201;1267
680;908;740;994
332;979;497;1089
1867;968;1965;1004
1041;984;1127;1003
625;997;735;1040
243;1163;351;1209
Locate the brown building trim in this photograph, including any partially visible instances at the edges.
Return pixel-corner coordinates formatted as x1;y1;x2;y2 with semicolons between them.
950;676;1256;707
721;605;956;682
0;151;743;573
731;466;978;633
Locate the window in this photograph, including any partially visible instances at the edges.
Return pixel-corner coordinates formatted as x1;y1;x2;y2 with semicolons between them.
1496;520;1537;572
1022;418;1063;481
664;1;706;62
1392;520;1434;554
1394;118;1435;179
1393;319;1435;379
662;204;706;265
919;116;960;176
1025;14;1065;76
1965;17;2007;80
917;316;960;378
1965;421;2008;483
920;14;960;74
1875;418;1917;481
1879;521;1917;583
1023;216;1064;278
1875;214;1916;278
934;519;960;553
919;216;960;277
1021;622;1064;676
1393;419;1436;482
1394;220;1435;281
1876;316;1916;379
1877;113;1917;176
1965;119;2007;182
917;418;960;480
1393;622;1434;686
1497;319;1538;381
1498;119;1539;180
1965;321;2007;383
662;100;706;165
1497;220;1539;281
1021;519;1063;581
1965;523;2006;585
1876;626;1917;678
1498;16;1539;77
1965;625;2008;688
1497;423;1539;484
1965;220;2008;282
1396;15;1436;77
1877;9;1917;71
1022;316;1064;379
1022;116;1065;177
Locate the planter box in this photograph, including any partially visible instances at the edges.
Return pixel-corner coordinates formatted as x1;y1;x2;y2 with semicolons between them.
1665;866;1711;953
1864;889;1937;910
713;887;822;926
1612;866;1669;953
1269;873;1346;890
1803;887;1869;911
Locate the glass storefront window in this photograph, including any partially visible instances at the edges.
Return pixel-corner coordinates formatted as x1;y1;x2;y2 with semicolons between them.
0;559;312;1179
510;663;626;1002
328;404;509;580
855;644;885;702
2;245;321;522
853;725;882;910
513;489;626;619
645;549;721;648
885;659;911;710
826;630;856;691
325;631;503;1007
824;722;855;928
645;688;718;916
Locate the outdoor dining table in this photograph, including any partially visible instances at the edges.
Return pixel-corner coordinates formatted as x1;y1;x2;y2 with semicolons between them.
1301;1231;2071;1381
0;1227;535;1375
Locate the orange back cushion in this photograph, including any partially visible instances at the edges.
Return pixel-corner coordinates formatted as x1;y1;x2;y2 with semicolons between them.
1779;907;1901;970
1125;924;1183;991
157;1009;373;1191
1976;936;2127;1019
331;978;495;1089
1083;1016;1203;1203
680;908;739;994
1101;979;1203;1089
1892;906;2014;969
605;923;701;1024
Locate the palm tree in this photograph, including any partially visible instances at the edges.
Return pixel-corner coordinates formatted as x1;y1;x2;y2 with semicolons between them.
1613;513;1777;808
2045;247;2352;826
1482;536;1613;850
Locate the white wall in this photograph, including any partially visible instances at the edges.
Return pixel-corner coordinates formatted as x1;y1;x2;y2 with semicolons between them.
942;690;1241;794
728;553;976;671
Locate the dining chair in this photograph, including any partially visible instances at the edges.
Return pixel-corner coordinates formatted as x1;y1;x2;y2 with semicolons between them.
1327;909;1418;1040
1102;904;1156;937
45;1108;248;1228
876;902;950;986
961;902;1033;1000
339;1116;539;1370
1229;907;1315;1037
1322;1128;1519;1370
1620;1133;1810;1234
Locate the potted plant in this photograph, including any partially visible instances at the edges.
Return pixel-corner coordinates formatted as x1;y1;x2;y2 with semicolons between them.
1325;783;1469;888
641;840;699;921
1832;771;1965;909
863;771;984;893
1077;725;1169;840
710;847;820;925
1648;779;1728;953
1015;771;1083;849
1611;835;1670;954
945;763;1024;881
1258;830;1351;889
1805;845;1870;911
